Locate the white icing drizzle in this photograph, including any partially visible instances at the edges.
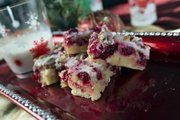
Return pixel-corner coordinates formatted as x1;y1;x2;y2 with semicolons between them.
65;57;79;68
98;25;114;45
114;33;150;59
70;60;106;82
34;54;56;68
34;46;64;69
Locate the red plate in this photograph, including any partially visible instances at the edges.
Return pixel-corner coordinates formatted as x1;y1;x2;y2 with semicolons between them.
0;34;180;120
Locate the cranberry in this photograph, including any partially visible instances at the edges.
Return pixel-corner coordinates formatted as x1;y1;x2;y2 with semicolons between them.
61;71;69;82
98;44;104;51
77;72;91;85
138;51;145;59
89;33;98;44
33;72;40;81
76;40;83;46
119;44;135;56
93;68;102;80
137;52;147;66
99;44;118;59
89;41;118;59
88;40;101;57
93;26;101;33
65;29;89;46
76;38;88;46
64;29;78;46
33;68;40;81
65;37;73;46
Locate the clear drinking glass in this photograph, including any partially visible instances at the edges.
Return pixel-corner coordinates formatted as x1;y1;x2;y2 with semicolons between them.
0;0;53;78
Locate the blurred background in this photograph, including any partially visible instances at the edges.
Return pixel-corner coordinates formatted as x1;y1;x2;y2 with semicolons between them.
0;0;179;31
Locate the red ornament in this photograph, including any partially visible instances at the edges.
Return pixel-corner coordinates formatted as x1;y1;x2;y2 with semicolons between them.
14;59;22;67
30;38;50;58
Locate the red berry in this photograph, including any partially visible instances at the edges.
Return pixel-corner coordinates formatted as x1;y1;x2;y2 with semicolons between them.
61;71;69;82
88;40;101;57
77;72;90;85
33;72;40;81
100;44;118;59
65;29;88;46
65;37;73;46
137;52;146;66
93;68;102;80
93;26;101;33
76;38;88;46
119;44;135;56
89;41;118;59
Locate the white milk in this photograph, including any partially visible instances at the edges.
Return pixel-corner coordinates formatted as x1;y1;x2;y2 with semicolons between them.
0;29;53;78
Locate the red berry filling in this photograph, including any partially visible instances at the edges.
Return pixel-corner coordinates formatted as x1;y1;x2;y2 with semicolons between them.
137;52;147;66
76;39;88;46
93;68;102;80
61;71;69;82
88;40;100;57
99;44;118;59
33;73;40;81
89;33;98;44
65;37;73;46
119;44;135;56
89;40;118;59
93;26;101;33
33;69;40;81
77;72;91;85
65;37;88;46
65;29;89;46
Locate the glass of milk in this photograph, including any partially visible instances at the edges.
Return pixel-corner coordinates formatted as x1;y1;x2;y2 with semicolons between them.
0;0;54;79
